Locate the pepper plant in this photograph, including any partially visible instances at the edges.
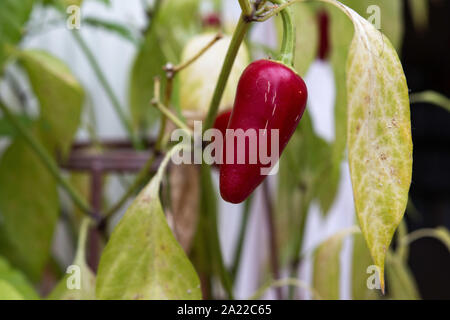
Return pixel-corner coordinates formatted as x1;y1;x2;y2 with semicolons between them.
0;0;449;300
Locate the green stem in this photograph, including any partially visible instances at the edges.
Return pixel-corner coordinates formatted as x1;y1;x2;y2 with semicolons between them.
103;153;157;219
71;31;142;150
200;164;234;299
288;194;310;299
204;14;251;131
0;101;94;218
231;195;253;283
153;100;193;134
273;0;295;66
238;0;253;16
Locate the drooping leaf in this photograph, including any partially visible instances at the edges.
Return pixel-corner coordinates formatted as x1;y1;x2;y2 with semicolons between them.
0;280;24;300
410;90;450;113
352;234;380;300
312;226;359;300
339;3;413;291
96;145;201;300
0;0;35;72
128;0;201;131
47;218;95;300
0;256;39;299
0;135;59;280
434;227;450;251
18;50;84;156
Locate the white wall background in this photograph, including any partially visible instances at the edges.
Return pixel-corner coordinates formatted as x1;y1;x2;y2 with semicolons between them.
16;0;356;299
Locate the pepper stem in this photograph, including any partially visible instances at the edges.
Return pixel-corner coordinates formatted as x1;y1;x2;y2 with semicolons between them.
275;0;296;67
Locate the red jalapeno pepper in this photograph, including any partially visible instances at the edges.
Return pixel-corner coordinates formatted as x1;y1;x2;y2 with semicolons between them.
219;59;307;203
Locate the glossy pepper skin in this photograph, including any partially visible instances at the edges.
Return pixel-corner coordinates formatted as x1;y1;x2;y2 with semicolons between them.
219;59;308;204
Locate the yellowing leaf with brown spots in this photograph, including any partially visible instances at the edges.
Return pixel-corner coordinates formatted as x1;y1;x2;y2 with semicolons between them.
96;145;201;300
339;4;413;291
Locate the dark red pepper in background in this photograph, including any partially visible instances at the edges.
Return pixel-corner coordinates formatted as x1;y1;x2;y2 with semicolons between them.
317;9;330;61
219;59;308;204
202;12;222;29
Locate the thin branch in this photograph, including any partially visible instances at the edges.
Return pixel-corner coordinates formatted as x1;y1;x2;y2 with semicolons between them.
151;78;193;135
102;153;158;221
231;195;253;282
204;14;251;130
262;180;282;299
165;32;223;76
238;0;254;17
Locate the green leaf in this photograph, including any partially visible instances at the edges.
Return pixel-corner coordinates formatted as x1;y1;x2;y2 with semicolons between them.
410;91;450;113
96;145;201;300
18;50;84;156
128;0;201;131
0;135;59;280
0;115;32;137
312;226;359;300
0;0;35;72
47;218;96;300
352;234;380;300
128;25;166;131
0;280;24;300
385;252;420;300
339;2;413;291
0;256;39;299
434;227;450;250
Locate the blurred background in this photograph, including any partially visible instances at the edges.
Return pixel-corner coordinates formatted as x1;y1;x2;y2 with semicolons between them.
0;0;449;300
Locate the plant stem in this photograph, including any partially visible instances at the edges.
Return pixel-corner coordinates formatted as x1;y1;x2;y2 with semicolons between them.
152;100;193;134
274;0;296;66
171;32;223;73
204;14;251;130
71;31;142;150
0;101;94;219
102;153;158;220
262;180;282;299
231;195;253;282
200;164;234;299
238;0;254;17
288;194;309;299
